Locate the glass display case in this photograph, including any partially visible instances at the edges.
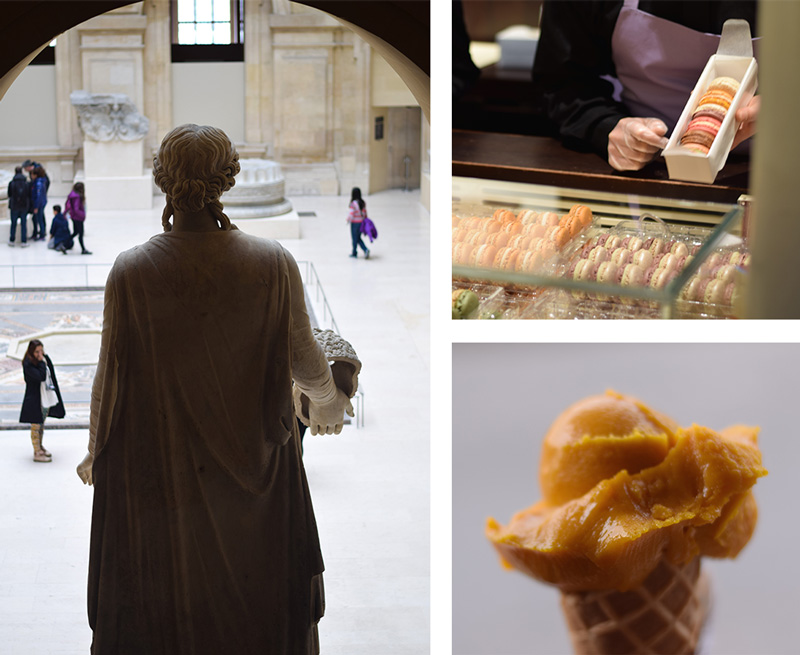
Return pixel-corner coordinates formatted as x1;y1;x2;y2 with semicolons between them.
452;176;751;319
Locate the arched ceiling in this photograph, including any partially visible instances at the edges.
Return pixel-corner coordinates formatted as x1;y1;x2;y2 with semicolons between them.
0;1;430;116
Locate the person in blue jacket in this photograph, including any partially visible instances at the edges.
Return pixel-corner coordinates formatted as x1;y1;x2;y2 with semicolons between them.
30;165;49;240
49;205;74;254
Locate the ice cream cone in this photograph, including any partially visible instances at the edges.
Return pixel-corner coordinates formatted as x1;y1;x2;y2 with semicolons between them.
560;557;710;655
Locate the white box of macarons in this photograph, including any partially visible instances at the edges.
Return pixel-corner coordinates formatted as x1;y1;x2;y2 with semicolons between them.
663;19;758;184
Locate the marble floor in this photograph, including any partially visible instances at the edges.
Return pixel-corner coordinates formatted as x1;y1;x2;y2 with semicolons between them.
0;189;430;654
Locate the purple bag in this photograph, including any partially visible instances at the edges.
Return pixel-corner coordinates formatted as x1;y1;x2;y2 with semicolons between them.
360;216;377;242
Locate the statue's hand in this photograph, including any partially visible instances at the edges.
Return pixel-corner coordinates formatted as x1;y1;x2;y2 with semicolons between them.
77;452;94;485
308;388;354;436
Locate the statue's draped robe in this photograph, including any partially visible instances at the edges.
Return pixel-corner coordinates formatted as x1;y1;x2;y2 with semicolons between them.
87;230;334;654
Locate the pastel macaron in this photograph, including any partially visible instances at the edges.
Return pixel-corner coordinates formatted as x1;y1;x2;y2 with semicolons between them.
493;247;522;271
452;242;475;266
470;244;498;268
707;76;740;97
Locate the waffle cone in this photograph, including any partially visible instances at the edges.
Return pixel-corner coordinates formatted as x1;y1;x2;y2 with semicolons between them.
560;558;710;655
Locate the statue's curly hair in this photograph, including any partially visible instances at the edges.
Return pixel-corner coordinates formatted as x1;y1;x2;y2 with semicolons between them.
153;124;241;232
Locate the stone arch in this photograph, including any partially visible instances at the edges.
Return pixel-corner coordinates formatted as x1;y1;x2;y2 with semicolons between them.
0;1;429;117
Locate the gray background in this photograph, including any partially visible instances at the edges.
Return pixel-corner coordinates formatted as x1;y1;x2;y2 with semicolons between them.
453;343;799;655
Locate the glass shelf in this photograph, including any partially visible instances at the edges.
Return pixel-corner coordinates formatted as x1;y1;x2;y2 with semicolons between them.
452;178;750;319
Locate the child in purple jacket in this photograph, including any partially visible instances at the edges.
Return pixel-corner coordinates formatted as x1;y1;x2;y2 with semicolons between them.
65;182;91;255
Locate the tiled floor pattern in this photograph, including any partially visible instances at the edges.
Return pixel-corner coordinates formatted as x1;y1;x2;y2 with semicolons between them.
0;189;430;654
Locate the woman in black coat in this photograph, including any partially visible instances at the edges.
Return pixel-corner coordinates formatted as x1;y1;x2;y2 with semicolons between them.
20;339;65;462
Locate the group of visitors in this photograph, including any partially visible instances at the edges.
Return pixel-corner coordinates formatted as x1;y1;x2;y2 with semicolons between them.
7;159;91;254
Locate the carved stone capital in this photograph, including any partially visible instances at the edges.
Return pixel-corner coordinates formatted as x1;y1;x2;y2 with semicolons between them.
70;90;149;142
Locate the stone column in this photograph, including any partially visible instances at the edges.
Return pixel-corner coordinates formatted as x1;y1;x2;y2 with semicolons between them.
243;0;273;154
143;0;173;156
71;91;152;210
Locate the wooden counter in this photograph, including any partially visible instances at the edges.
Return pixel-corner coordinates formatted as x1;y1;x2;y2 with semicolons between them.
452;130;750;205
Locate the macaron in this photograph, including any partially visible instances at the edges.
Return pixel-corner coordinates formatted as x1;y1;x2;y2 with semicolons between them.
508;234;533;250
548;226;571;249
707;76;740;97
633;249;653;269
485;231;510;248
482;220;503;235
570;205;593;228
681;275;703;301
658;253;680;273
727;251;743;266
670;242;689;258
528;237;545;253
588;246;610;264
595;261;619;285
540;212;560;227
691;105;728;124
704;278;727;305
452;228;469;243
565;214;583;238
452;242;475;266
494;246;522;271
685;116;723;138
518;209;539;224
470;244;498;268
714;264;737;284
574;259;598;282
504;221;524;236
452;289;480;319
650;268;675;290
620;263;644;288
611;247;633;267
605;235;622;251
626;237;644;252
723;282;738;306
467;230;488;246
523;223;547;239
493;209;516;224
698;90;733;110
538;241;558;260
452;216;462;229
519;250;545;274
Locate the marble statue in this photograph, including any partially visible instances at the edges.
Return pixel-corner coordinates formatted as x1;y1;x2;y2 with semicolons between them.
76;124;355;654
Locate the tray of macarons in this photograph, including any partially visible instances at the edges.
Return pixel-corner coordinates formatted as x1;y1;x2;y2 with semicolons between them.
452;204;594;284
523;208;748;319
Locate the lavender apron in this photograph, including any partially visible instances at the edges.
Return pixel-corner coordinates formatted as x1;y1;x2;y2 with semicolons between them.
611;0;759;132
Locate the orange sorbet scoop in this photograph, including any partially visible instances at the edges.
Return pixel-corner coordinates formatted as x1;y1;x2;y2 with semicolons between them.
486;391;767;592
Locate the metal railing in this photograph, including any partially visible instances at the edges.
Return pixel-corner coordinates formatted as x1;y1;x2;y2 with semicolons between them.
0;262;111;289
297;260;340;335
0;259;364;428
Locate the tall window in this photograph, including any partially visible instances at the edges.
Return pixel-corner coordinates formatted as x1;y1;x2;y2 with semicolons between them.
171;0;244;62
173;0;243;45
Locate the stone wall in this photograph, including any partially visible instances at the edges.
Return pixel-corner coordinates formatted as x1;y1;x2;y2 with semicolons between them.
0;0;426;203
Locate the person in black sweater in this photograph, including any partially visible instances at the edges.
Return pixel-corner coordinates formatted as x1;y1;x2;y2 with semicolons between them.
532;1;760;170
19;339;65;462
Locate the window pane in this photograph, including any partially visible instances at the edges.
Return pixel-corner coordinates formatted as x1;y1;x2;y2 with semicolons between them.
177;0;195;23
178;23;196;45
213;22;231;45
214;0;230;22
196;0;213;23
195;22;214;44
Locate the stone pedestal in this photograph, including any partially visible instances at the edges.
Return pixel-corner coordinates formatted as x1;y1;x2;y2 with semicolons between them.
224;159;299;238
71;91;152;210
